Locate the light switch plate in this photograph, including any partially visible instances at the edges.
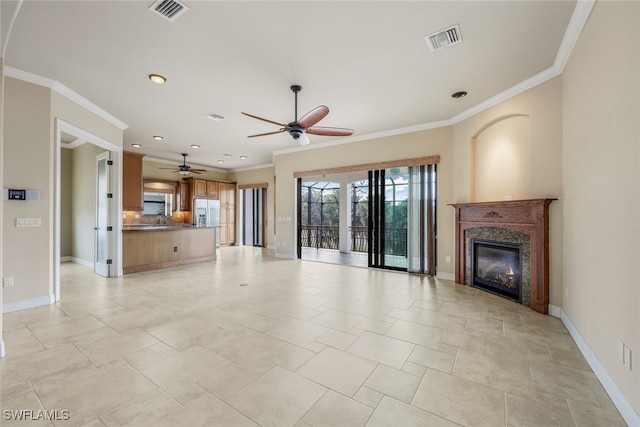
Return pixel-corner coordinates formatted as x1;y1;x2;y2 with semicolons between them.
624;346;632;370
16;218;41;227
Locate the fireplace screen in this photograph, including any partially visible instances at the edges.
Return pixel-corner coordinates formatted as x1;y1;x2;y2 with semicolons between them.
472;240;521;301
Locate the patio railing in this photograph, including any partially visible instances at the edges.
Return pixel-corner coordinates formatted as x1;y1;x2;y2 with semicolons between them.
301;225;407;256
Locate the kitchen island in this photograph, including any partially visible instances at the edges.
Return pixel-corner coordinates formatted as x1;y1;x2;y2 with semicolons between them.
122;224;216;274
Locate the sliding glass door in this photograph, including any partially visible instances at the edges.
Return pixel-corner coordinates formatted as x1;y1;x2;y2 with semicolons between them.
369;164;436;274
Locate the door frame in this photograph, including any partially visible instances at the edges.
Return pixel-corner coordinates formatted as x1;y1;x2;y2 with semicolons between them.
54;119;122;301
239;183;268;248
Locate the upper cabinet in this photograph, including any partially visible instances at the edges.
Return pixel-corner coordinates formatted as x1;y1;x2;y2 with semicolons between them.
123;152;144;210
189;178;220;199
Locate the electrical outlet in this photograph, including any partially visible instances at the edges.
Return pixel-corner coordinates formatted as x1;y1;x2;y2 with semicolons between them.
173;246;178;252
445;256;451;263
3;277;14;288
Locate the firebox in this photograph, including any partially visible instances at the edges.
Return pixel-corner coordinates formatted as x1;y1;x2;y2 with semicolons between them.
472;240;521;301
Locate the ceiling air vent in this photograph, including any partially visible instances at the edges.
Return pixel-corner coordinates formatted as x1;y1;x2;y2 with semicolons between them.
425;24;462;52
149;0;189;23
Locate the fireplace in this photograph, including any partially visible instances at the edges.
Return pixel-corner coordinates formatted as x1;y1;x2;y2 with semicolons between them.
450;199;555;314
472;240;521;301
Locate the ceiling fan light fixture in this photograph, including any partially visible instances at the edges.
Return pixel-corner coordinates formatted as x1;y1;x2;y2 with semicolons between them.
178;169;189;176
297;132;310;146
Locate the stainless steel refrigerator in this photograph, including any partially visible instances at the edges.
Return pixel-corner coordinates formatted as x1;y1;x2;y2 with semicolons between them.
193;199;221;247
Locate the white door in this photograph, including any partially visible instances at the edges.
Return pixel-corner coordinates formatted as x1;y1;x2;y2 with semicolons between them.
95;151;112;276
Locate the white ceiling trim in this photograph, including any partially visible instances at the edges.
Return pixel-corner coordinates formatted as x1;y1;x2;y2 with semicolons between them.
271;119;454;159
4;66;129;130
61;138;87;149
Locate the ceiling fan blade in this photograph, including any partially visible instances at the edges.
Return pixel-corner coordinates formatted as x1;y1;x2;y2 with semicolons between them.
190;169;207;173
241;112;287;127
247;129;285;138
307;126;354;137
298;105;329;128
159;167;179;170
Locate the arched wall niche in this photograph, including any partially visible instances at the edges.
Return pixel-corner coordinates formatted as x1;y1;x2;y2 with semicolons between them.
471;114;531;202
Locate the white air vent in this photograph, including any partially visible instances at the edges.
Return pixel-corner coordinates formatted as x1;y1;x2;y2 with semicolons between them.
425;24;462;52
149;0;189;22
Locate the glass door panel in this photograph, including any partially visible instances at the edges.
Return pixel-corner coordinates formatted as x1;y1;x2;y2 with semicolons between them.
95;151;110;277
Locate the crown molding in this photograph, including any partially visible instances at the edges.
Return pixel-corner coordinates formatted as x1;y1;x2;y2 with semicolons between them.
4;66;128;130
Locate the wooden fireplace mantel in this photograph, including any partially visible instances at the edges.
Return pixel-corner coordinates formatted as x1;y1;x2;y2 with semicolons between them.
449;199;555;314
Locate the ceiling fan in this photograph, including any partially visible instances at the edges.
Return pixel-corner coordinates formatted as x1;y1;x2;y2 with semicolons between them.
159;153;206;176
242;85;353;146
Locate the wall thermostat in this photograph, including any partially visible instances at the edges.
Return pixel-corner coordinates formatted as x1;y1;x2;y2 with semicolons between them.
2;189;40;201
8;189;26;200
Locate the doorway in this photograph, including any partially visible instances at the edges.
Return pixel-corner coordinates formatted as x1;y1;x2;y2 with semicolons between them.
241;186;267;247
295;160;437;275
55;119;122;301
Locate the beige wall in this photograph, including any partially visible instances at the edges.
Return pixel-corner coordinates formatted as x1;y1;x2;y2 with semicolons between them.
227;167;276;248
2;78;52;303
452;77;564;306
562;1;640;413
2;77;123;306
474;115;531;201
143;159;228;182
273;127;455;274
60;148;73;257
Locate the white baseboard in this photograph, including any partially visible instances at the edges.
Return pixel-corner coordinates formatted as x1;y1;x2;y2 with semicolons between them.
3;294;55;313
560;309;640;426
0;340;5;358
436;272;455;281
548;303;562;318
60;256;72;262
71;257;93;269
275;252;296;260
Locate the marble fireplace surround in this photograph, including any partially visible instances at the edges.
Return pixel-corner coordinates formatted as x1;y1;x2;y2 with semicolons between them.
450;199;555;314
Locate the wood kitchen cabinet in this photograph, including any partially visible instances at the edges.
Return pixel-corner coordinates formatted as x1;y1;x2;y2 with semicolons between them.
177;181;190;211
123;151;144;210
193;179;207;197
219;182;236;245
206;181;219;199
192;179;219;199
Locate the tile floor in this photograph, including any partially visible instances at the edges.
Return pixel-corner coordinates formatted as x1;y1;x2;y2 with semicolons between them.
1;247;628;426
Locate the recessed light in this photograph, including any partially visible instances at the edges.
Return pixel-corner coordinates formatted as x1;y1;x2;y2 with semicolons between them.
223;153;233;157
153;135;163;141
132;143;142;148
217;159;225;164
191;144;200;149
240;155;248;160
451;91;468;99
148;74;166;84
207;113;226;121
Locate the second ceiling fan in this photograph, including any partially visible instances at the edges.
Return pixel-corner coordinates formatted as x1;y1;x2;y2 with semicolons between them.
242;85;353;146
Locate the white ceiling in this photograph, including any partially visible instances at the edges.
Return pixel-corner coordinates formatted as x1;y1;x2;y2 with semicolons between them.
5;1;577;171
